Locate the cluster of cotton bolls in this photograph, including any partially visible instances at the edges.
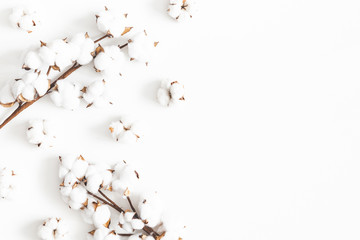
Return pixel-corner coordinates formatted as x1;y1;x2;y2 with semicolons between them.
38;218;69;240
157;79;185;107
0;168;16;199
23;32;95;73
57;155;185;240
26;119;56;147
109;118;141;144
9;7;40;33
168;0;197;22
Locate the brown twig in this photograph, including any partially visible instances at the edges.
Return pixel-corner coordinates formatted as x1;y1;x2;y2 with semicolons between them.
119;43;128;49
127;196;138;216
99;189;124;213
0;34;114;130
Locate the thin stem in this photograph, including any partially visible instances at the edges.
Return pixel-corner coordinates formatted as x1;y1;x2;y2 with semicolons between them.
94;34;111;43
87;191;117;209
119;43;128;49
127;196;138;216
99;190;124;212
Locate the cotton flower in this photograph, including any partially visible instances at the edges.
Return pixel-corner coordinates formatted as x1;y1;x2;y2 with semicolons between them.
94;45;126;79
85;163;113;194
9;7;40;33
96;7;132;38
168;0;197;22
50;81;81;110
157;80;185;107
128;30;158;65
38;218;69;240
26;119;56;147
109;118;141;144
88;228;120;240
0;81;16;107
70;32;96;65
82;80;111;108
111;161;139;198
138;192;163;228
118;211;145;233
0;168;15;199
11;72;50;102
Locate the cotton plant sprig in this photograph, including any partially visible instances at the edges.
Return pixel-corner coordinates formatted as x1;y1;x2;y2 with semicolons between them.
0;7;159;130
58;155;185;240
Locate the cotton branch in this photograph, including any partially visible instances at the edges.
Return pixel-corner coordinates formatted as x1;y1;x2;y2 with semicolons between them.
0;36;130;130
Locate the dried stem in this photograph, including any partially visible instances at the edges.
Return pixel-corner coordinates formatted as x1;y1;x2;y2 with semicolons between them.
127;196;138;216
0;34;115;130
99;189;124;213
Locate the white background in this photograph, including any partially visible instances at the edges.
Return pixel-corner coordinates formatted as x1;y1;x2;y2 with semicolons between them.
0;0;360;239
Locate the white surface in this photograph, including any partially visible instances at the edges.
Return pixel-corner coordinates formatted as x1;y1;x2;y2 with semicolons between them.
0;0;360;239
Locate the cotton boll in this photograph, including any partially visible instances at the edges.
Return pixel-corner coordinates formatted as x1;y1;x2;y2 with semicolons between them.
38;218;69;240
94;45;126;80
128;30;158;64
0;81;16;107
39;46;56;66
157;79;185;107
63;172;78;187
92;205;111;228
50;81;81;110
95;8;132;38
131;219;145;230
26;119;56;147
111;162;139;198
24;51;42;70
138;192;163;227
109;118;141;144
69;185;87;209
11;72;50;102
82;80;111;108
85;163;113;193
47;39;78;71
71;159;89;179
168;0;197;21
10;7;40;33
70;33;95;65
